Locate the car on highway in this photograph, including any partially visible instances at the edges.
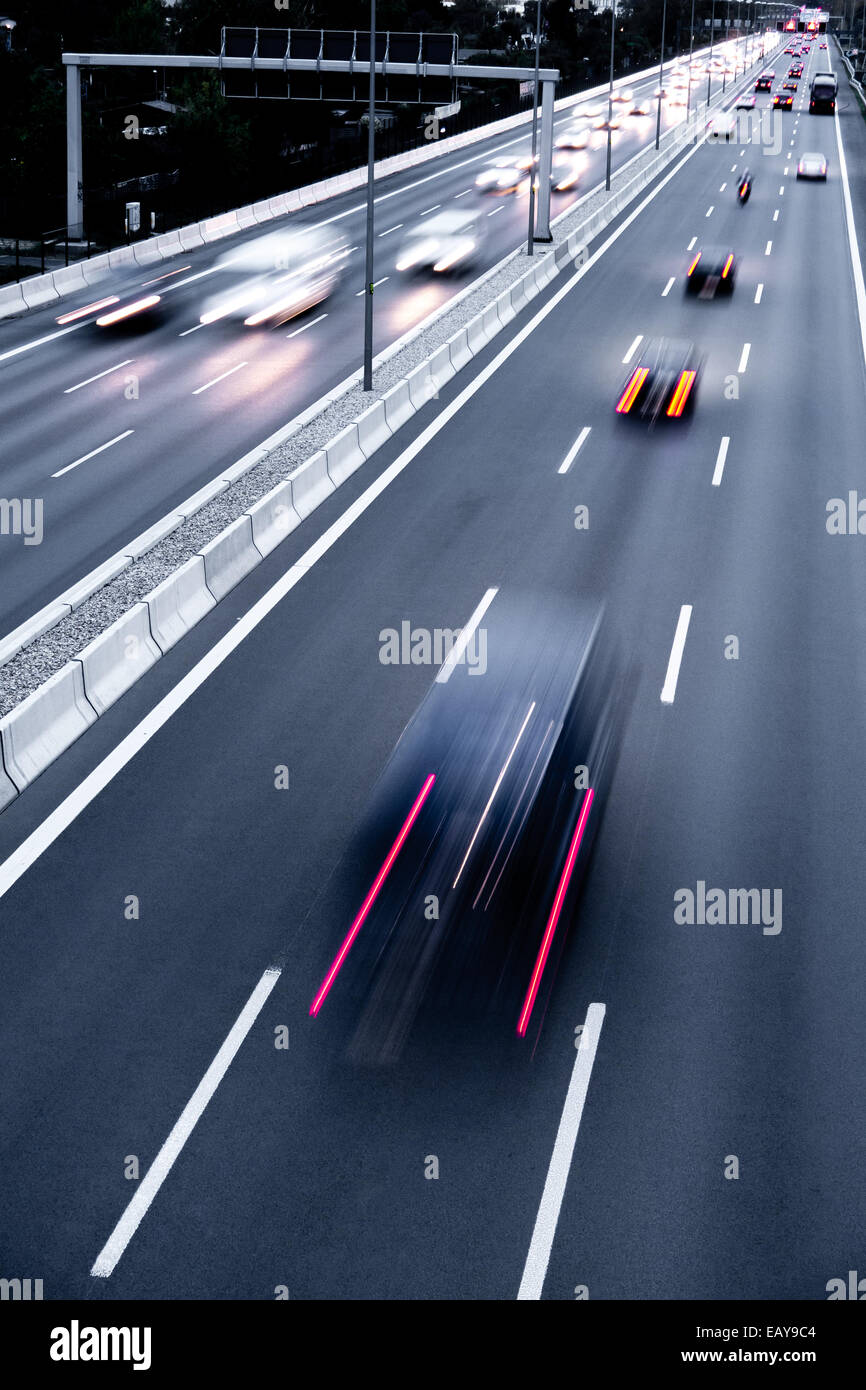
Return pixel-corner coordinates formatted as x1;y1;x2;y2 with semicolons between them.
308;592;625;1061
550;150;583;191
685;246;737;298
394;210;485;274
555;122;591;149
736;94;756;109
797;151;828;180
198;226;348;328
630;97;654;115
612;86;634;104
474;159;531;194
56;275;168;332
755;71;775;91
773;91;794;109
783;80;799;91
789;64;803;76
706;111;737;140
616;337;703;421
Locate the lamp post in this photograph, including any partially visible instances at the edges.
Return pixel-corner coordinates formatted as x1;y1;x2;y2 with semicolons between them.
527;0;542;256
707;0;717;108
686;0;696;134
0;15;15;51
655;0;668;149
363;0;376;391
606;0;616;189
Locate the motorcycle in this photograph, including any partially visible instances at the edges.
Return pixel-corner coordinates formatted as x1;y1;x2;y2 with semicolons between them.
737;170;752;204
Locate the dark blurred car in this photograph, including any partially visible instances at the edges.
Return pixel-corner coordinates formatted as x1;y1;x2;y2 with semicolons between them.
773;92;794;109
308;593;625;1062
685;246;736;297
755;71;774;91
616;337;703;421
783;80;799;91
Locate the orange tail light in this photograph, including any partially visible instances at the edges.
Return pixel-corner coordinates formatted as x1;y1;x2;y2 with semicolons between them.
616;366;649;414
666;369;697;418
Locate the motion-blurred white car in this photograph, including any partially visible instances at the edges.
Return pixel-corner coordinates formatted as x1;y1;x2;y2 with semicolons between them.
395;210;484;273
555;122;591;149
199;227;348;327
474;158;532;193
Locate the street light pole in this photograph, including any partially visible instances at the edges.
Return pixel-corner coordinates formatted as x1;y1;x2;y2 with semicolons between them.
708;0;717;108
363;0;376;391
686;0;696;135
606;0;616;189
527;0;542;257
655;0;668;149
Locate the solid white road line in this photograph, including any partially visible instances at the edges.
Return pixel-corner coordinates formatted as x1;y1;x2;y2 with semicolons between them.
712;436;730;487
754;282;764;304
52;430;134;479
286;313;328;338
90;967;281;1278
622;334;643;365
558;426;592;474
179;323;206;337
63;359;134;394
436;587;498;684
0;130;712;910
738;342;751;373
662;277;675;297
517;1002;606;1300
660;605;693;704
833;81;866;376
0;324;84;363
192;361;248;395
378;223;403;238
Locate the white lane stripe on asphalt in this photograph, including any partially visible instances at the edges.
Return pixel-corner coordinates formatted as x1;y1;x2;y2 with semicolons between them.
0;129;711;910
712;436;730;487
52;430;134;479
354;276;389;296
0;324;84;363
377;223;403;238
436;587;498;684
191;361;248;395
754;282;764;304
832;75;866;376
63;359;134;393
661;277;675;297
738;342;751;373
558;426;591;474
286;313;328;338
719;182;727;192
91;966;281;1278
178;323;206;336
779;185;785;194
622;334;643;364
773;209;779;221
765;240;772;254
454;189;472;198
687;236;697;250
517;1002;606;1300
661;605;693;704
420;204;441;215
705;205;714;217
487;205;506;217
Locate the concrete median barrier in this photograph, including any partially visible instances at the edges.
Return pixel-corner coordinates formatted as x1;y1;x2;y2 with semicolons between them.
145;556;217;655
289;450;334;519
51;265;88;295
20;276;60;309
202;212;239;243
178;224;205;251
447;327;472;373
383;380;414;433
407;362;437;411
355;401;392;458
81;253;112;284
0;752;16;811
246;479;301;557
79;603;162;717
0;283;27;316
132;239;163;266
198;515;263;602
0;661;97;791
325;423;366;487
107;247;135;271
428;343;455;391
236;204;258;229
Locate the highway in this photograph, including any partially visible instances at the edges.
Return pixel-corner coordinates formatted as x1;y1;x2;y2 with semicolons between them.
2;34;865;1301
0;43;765;646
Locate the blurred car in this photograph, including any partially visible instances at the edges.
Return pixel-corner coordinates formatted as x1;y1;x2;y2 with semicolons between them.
395;210;484;274
783;80;799;91
685;246;736;298
199;226;348;327
56;275;167;332
736;94;756;109
550;151;582;191
612;86;634;104
616;337;703;421
797;151;828;180
308;592;625;1062
630;97;654;115
474;159;531;194
755;71;774;91
555;122;591;149
706;111;737;139
773;91;794;109
573;101;604;120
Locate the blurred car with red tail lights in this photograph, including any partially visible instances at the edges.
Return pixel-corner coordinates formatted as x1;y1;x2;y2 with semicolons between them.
308;593;626;1063
685;246;737;298
616;337;704;422
198;226;348;328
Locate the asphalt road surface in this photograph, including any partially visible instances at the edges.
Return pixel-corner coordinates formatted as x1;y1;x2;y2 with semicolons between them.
1;35;863;1301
